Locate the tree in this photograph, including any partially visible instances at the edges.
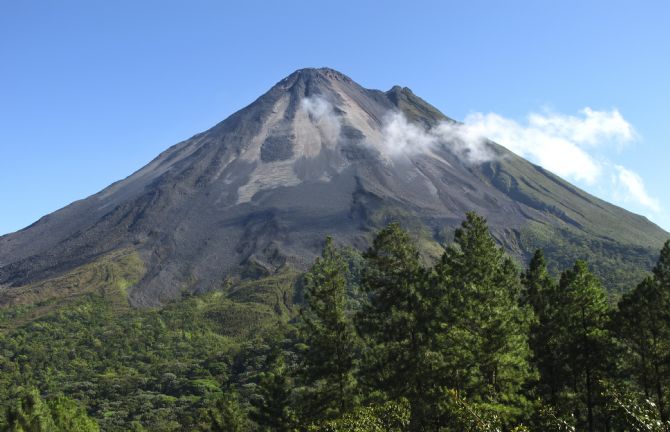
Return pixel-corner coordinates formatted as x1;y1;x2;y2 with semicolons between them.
522;250;554;314
522;250;563;406
355;223;441;430
653;241;670;287
602;381;670;432
195;392;247;432
2;387;99;432
616;240;670;422
250;352;297;432
297;237;358;421
553;261;613;432
46;395;100;432
306;399;410;432
3;387;56;432
436;212;533;424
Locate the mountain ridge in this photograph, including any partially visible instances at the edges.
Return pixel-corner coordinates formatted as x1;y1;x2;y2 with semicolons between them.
1;67;667;306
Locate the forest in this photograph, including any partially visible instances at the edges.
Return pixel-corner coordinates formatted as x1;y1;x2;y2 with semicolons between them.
1;212;669;431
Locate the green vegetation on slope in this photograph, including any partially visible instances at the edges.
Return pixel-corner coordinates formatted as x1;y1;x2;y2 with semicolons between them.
520;221;657;297
1;215;670;431
0;269;300;431
0;249;145;332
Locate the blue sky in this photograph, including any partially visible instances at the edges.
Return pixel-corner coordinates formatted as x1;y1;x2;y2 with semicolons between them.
1;0;669;234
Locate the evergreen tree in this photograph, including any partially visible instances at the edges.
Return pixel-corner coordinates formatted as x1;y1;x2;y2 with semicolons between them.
653;241;670;287
522;250;554;314
250;352;297;432
298;237;358;420
355;223;440;430
649;240;670;421
436;212;533;424
553;261;612;432
522;250;563;406
195;392;247;432
616;240;670;422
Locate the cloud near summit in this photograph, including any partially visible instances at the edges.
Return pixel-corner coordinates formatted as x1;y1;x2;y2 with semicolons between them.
461;108;635;184
381;106;658;215
301;96;341;144
380;113;494;163
299;95;660;216
460;108;659;214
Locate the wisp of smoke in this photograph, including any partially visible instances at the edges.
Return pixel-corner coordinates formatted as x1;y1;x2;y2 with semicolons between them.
299;97;494;164
380;112;495;164
300;96;341;144
379;107;658;215
298;100;656;214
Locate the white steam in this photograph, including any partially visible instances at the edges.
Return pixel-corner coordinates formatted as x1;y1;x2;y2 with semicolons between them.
379;107;659;214
297;97;658;215
300;96;341;144
460;109;636;184
379;112;494;163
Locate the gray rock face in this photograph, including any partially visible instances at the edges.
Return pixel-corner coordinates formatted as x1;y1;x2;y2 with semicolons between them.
0;68;667;306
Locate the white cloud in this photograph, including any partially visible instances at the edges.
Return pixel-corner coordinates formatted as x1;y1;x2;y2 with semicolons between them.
380;112;493;163
527;108;635;148
461;108;638;184
300;96;341;144
612;165;661;212
380;112;436;155
379;108;635;182
462;112;603;183
377;107;660;214
459;109;661;212
297;98;659;216
432;120;495;163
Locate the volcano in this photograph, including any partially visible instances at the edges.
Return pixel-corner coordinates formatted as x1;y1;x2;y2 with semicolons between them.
0;68;666;306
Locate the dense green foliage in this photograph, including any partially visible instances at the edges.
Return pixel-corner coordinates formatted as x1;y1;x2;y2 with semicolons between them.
614;241;670;424
356;223;440;428
0;275;298;431
520;222;657;297
1;216;670;431
436;213;534;424
297;237;359;420
3;387;99;431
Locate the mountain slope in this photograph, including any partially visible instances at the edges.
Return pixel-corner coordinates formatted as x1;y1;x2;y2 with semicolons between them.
0;68;667;306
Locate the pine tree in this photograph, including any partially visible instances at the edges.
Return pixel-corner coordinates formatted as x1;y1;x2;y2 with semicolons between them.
250;352;297;432
653;241;670;286
522;250;554;314
195;391;247;432
553;261;612;432
436;212;533;423
616;240;670;422
522;250;563;406
649;240;670;421
298;237;358;420
355;223;439;430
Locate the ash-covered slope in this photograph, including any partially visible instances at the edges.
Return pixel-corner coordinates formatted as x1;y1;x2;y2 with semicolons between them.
0;68;667;306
